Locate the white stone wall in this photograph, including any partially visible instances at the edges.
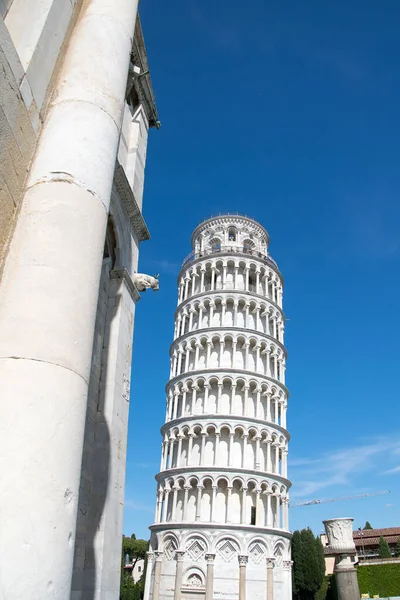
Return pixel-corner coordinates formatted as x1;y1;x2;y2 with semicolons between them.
146;216;292;600
0;3;157;598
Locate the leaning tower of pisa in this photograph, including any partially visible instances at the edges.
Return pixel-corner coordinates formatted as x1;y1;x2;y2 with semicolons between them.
144;214;292;600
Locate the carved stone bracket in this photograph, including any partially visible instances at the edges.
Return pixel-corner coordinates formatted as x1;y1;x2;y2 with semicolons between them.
110;268;140;302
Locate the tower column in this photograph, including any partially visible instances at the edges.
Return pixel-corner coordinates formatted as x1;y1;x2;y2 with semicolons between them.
173;551;185;600
143;552;154;600
266;558;275;600
205;554;216;600
152;551;164;600
238;555;248;600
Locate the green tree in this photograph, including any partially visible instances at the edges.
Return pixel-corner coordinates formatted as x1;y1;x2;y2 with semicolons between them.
378;536;392;559
120;534;149;600
292;529;325;600
363;521;373;530
292;530;305;597
395;538;400;557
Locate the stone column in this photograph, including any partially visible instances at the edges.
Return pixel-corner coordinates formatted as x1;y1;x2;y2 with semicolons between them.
143;552;154;600
200;433;207;463
152;551;164;600
0;0;140;596
238;555;248;600
229;432;235;466
191;385;198;414
266;493;272;527
241;487;247;524
226;486;232;523
200;269;205;292
173;550;185;600
230;383;237;413
187;434;194;466
211;486;217;521
205;554;216;600
232;341;237;368
266;558;275;600
183;486;190;520
204;383;210;413
196;485;203;521
242;434;248;468
161;491;169;522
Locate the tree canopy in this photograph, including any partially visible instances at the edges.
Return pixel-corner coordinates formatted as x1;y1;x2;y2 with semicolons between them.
378;536;392;559
120;534;149;600
363;521;373;530
292;528;325;600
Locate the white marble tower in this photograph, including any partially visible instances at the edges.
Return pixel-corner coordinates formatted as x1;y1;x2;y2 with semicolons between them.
144;214;292;600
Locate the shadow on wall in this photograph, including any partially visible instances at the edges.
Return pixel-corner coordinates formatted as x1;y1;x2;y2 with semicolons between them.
71;263;123;599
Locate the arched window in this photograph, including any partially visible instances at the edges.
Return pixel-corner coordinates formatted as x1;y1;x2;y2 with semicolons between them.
243;238;255;254
209;237;221;253
228;227;237;242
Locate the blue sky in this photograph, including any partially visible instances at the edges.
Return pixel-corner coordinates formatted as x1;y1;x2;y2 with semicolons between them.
124;0;400;540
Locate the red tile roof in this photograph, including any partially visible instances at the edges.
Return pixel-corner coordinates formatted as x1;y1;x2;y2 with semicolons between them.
353;527;400;547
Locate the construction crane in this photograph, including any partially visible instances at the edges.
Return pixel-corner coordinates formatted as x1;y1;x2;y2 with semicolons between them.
289;490;391;508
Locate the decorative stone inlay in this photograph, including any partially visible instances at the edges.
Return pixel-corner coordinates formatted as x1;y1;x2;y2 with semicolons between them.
249;542;266;564
216;539;239;562
186;538;206;561
163;538;177;561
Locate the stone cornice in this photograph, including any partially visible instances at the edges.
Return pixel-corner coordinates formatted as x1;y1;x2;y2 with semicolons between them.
113;162;150;242
160;414;290;440
166;368;289;398
149;522;292;540
175;291;285;321
110;268;141;303
155;465;291;488
130;16;159;128
170;326;287;358
178;250;283;284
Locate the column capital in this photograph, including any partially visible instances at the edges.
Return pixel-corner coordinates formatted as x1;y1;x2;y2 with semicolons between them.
266;557;275;568
155;550;164;561
175;550;185;561
147;551;154;561
238;555;248;566
283;560;293;571
205;553;216;564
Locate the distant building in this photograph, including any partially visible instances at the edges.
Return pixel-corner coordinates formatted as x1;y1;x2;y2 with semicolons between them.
353;526;400;561
321;526;400;575
124;558;146;583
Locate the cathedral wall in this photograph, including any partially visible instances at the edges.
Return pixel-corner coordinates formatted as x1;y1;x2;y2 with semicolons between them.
0;0;82;269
